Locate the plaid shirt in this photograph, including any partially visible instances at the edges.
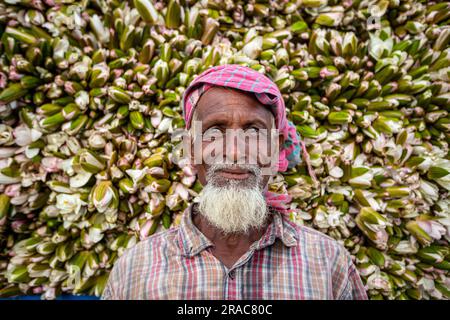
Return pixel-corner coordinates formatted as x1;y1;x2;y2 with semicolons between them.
102;204;368;300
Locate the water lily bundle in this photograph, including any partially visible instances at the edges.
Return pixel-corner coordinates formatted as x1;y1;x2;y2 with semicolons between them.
0;0;449;300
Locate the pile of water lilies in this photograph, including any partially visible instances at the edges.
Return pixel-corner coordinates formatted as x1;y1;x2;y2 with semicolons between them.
0;0;449;300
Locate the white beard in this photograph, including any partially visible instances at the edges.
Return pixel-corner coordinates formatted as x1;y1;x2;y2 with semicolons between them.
197;164;268;235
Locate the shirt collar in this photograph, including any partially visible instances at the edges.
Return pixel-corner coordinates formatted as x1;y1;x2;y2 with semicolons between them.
177;203;298;258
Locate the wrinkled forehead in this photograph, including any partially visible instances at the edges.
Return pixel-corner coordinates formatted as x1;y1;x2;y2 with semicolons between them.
192;86;278;123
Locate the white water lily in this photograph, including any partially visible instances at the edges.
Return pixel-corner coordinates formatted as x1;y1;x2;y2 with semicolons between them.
181;174;196;187
61;158;75;175
45;132;68;153
56;194;86;216
369;31;393;61
147;193;164;216
349;169;373;188
166;182;190;210
372;133;386;152
327;130;348;141
430;158;450;191
74;90;89;109
126;168;148;185
327;208;342;227
4;183;20;197
327;185;352;197
358;264;378;277
0;124;14;145
329;166;343;178
95;189;113;211
361;190;381;211
157;117;172;133
298;210;312;221
70;170;92;188
87;227;104;244
353;153;368;167
393;239;418;255
173;182;189;200
148;166;165;177
416;220;446;240
10;194;28;205
366;271;392;292
151;109;163;128
78;149;105;173
13;125;42;147
386;144;403;162
0;172;21;184
88;134;106;149
419;179;439;203
417;157;433;171
0;147;18;158
91;182;119;220
313;208;329;229
384;119;402;134
139;219;154;240
89;14;110;44
24;146;40;159
417;277;443;300
166;193;181;209
242;36;262;60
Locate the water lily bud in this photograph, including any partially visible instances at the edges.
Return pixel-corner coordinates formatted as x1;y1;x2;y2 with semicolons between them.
90;181;119;223
355;207;390;250
75;149;105;174
134;0;160;24
406;220;445;246
0;194;11;225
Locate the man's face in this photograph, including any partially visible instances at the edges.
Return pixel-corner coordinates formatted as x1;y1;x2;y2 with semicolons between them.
191;86;281;189
188;86;283;234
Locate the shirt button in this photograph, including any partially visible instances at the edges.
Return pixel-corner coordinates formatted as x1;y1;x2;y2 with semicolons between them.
229;271;235;279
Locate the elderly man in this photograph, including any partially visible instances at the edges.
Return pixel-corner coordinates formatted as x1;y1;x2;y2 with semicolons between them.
102;64;367;300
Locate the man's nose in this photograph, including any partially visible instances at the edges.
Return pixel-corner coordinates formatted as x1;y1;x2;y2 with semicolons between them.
224;130;248;164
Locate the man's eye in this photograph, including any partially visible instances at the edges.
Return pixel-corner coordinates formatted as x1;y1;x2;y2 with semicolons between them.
245;127;260;134
204;127;222;134
203;127;223;140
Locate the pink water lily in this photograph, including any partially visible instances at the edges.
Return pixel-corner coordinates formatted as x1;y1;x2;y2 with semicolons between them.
181;175;196;187
4;184;21;197
320;67;336;78
148;193;164;213
366;272;391;292
417;220;446;240
10;194;28;205
0;147;18;158
151;109;163;128
0;72;6;88
42;157;63;173
139;219;153;240
173;182;189;200
182;164;197;177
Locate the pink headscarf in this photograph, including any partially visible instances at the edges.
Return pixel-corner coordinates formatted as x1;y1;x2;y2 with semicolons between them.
181;64;316;214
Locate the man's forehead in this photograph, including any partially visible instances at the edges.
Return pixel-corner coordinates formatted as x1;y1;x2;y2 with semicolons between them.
198;86;259;104
194;86;276;121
